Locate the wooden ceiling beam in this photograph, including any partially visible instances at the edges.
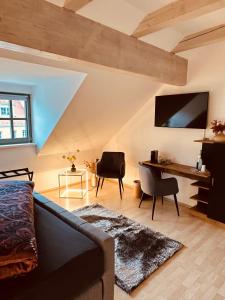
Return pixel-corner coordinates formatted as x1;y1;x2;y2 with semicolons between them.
173;23;225;53
64;0;93;12
0;0;187;86
133;0;225;38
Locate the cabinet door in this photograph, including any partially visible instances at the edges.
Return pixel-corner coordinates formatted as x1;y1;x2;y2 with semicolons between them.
201;143;214;174
207;143;225;223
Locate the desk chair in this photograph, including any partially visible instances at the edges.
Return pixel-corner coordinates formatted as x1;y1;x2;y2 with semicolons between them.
96;152;125;199
138;163;180;220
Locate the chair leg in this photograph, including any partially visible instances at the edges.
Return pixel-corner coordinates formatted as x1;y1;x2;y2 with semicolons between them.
152;196;157;220
96;177;101;197
139;192;144;208
120;178;124;191
174;194;180;216
118;179;122;200
101;178;105;189
162;196;164;205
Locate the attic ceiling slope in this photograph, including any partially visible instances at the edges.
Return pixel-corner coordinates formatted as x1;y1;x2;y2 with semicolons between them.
32;74;86;150
173;23;225;53
0;46;161;158
0;0;187;86
40;65;162;156
133;0;225;38
0;57;86;151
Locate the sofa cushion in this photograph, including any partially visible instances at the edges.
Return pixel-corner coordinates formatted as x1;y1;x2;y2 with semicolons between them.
0;203;104;300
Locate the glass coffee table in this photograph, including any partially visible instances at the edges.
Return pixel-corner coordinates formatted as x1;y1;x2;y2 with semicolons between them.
58;169;88;199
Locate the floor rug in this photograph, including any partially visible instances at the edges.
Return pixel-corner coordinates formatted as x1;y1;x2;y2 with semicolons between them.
73;204;183;293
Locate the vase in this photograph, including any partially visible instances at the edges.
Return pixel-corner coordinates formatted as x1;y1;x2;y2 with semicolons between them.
91;173;96;187
213;132;225;143
71;164;76;172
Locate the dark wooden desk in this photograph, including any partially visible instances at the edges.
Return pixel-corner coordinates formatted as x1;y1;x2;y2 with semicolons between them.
142;161;211;181
143;143;225;225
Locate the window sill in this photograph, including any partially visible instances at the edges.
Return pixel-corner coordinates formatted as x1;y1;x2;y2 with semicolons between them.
0;143;36;150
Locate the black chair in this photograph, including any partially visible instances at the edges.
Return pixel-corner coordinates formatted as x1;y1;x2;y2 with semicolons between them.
138;163;179;220
96;152;125;199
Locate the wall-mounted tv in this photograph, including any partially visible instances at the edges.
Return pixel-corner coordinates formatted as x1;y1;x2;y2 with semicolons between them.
154;92;209;129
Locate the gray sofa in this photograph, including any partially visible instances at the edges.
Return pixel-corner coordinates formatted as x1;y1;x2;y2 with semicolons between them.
0;192;114;300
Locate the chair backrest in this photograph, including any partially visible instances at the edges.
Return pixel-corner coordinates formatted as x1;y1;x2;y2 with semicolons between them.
100;152;125;175
138;163;161;196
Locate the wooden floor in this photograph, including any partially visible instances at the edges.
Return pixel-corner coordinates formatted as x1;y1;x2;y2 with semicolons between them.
43;181;225;300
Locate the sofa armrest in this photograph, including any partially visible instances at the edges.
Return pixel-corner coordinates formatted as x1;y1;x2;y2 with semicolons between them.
77;223;114;300
60;213;115;300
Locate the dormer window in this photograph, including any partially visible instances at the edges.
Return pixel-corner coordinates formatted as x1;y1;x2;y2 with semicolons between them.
0;93;32;145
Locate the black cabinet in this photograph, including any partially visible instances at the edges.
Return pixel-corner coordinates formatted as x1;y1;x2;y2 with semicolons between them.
200;142;225;223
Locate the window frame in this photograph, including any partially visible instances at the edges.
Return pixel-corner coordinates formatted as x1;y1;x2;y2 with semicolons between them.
0;92;32;145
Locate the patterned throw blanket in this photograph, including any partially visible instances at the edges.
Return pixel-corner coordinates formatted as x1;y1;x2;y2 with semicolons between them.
0;181;38;280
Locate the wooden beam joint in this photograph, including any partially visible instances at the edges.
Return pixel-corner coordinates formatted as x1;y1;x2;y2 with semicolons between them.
173;23;225;53
133;0;225;38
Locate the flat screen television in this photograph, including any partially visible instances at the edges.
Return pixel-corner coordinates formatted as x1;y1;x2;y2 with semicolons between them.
154;92;209;129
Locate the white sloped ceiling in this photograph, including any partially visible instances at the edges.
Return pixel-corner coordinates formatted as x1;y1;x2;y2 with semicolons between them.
0;57;87;150
40;61;162;156
0;50;162;158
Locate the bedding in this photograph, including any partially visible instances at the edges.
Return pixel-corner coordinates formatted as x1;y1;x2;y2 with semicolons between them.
0;181;37;280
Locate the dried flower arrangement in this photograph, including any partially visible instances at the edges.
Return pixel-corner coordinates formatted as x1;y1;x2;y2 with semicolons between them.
84;161;96;174
210;120;225;134
62;149;80;172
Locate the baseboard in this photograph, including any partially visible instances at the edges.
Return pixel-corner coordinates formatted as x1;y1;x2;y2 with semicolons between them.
38;180;192;209
38;180;91;194
39;178;132;194
106;178;133;189
38;186;59;194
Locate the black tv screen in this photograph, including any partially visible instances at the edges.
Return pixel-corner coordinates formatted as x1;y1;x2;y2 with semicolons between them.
155;92;209;129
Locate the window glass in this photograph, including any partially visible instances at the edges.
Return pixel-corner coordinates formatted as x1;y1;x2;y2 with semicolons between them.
13;120;27;139
0;120;12;139
12;100;26;118
0;94;31;145
0;100;10;118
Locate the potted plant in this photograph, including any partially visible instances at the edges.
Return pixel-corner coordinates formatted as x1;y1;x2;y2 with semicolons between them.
211;120;225;142
62;149;80;172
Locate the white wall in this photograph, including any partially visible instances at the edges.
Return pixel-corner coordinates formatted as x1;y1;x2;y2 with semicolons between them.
104;41;225;205
0;143;94;191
